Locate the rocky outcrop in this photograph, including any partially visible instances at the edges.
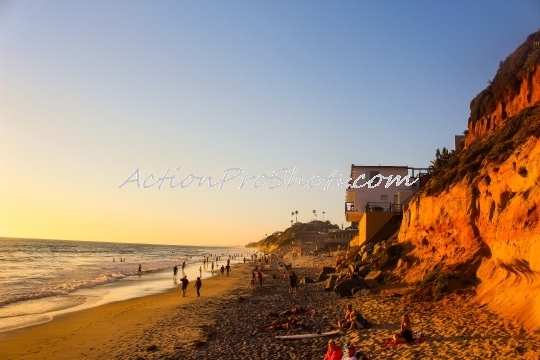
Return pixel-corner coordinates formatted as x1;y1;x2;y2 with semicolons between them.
466;64;540;146
398;136;540;330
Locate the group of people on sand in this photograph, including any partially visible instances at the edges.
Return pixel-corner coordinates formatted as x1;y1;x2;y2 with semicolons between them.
324;313;413;359
178;275;203;297
250;271;263;287
337;304;414;340
260;307;309;332
325;340;366;360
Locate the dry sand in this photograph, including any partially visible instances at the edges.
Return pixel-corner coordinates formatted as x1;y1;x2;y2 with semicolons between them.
2;255;540;360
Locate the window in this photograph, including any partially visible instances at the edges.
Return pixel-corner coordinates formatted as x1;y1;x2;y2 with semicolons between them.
381;195;387;200
367;170;380;180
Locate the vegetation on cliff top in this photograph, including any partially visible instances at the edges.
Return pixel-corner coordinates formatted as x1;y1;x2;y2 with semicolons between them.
469;30;540;125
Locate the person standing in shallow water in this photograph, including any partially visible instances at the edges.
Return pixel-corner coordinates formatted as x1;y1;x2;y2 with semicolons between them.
173;265;178;279
138;264;142;274
194;277;202;297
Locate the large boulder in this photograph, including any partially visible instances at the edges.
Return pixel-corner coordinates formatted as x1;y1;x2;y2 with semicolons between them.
321;266;336;275
300;277;315;284
319;266;336;281
364;279;380;289
325;274;338;291
333;278;368;298
318;273;329;282
351;286;368;296
364;271;383;282
357;266;371;278
361;252;369;262
352;289;371;297
372;244;381;255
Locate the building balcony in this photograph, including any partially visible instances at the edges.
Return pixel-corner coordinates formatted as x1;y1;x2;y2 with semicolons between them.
345;202;363;222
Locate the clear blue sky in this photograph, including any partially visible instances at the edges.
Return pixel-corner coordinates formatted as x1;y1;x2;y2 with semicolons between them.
1;1;539;245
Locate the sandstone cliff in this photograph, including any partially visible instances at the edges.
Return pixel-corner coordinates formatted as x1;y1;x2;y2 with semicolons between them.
397;30;540;332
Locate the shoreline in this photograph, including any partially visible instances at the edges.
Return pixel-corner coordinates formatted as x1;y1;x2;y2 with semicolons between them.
0;253;247;334
0;263;252;359
2;254;540;359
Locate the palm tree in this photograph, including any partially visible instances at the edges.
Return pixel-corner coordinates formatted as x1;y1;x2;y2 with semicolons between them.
295;210;298;223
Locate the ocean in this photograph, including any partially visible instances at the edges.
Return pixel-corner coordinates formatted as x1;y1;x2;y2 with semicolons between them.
0;238;252;332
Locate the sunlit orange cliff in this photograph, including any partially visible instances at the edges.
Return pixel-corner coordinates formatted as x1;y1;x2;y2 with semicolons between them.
396;30;540;331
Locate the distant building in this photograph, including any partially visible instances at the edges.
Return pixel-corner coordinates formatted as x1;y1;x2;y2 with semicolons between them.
326;228;357;242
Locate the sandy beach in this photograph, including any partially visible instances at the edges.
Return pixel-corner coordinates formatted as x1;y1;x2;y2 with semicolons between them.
2;254;540;360
0;265;251;360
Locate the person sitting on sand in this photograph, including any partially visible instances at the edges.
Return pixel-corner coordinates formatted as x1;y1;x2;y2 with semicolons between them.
338;304;370;330
393;314;414;344
324;339;343;360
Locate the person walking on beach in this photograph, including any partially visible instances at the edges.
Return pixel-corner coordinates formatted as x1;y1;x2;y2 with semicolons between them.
289;272;297;294
225;264;230;276
220;265;225;276
250;271;256;287
211;262;214;272
138;264;142;274
180;276;189;297
199;266;202;278
173;265;178;279
257;271;263;286
194;277;202;297
182;261;186;271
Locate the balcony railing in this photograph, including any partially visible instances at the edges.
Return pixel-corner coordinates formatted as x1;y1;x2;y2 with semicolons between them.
365;202;393;211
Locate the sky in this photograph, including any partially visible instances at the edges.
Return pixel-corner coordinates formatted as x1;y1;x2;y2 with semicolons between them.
1;1;539;246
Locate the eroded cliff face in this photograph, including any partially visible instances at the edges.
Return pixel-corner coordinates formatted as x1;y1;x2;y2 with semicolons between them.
397;37;540;331
398;137;540;330
466;65;540;147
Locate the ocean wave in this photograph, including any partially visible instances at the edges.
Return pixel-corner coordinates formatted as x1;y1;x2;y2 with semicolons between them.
0;259;203;307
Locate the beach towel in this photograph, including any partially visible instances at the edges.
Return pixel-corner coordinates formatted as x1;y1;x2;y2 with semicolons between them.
380;332;426;348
